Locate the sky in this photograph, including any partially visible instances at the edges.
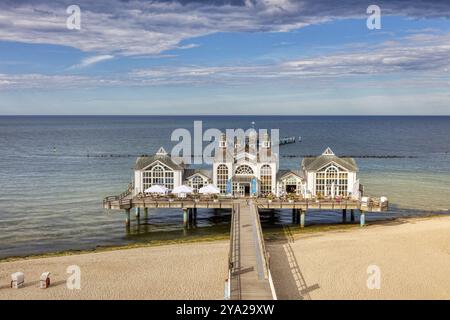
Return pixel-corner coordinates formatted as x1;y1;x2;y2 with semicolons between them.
0;0;450;115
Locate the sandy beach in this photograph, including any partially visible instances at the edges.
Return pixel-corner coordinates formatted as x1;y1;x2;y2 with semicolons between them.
0;241;228;300
268;215;450;300
1;215;450;300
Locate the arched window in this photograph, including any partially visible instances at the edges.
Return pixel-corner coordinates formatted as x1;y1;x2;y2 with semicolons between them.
142;163;174;190
191;175;205;192
260;164;272;195
217;164;228;194
235;165;254;175
152;165;164;185
315;165;348;196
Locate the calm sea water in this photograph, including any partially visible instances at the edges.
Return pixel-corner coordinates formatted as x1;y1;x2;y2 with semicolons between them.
0;116;449;259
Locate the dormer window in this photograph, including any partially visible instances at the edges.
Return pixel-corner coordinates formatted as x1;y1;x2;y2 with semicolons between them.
156;146;168;156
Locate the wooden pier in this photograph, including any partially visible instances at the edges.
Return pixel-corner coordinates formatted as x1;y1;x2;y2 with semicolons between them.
103;196;388;226
103;194;387;300
227;200;276;300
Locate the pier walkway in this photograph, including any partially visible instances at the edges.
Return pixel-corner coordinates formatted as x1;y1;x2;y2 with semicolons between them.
228;200;276;300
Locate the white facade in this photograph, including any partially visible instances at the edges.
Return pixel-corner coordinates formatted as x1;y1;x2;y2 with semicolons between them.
133;143;360;199
212;133;278;196
302;148;360;199
133;147;183;195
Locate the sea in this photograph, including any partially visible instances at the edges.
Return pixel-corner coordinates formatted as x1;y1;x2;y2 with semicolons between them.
0;116;449;259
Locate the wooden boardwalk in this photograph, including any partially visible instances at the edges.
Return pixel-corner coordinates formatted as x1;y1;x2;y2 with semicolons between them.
229;200;275;300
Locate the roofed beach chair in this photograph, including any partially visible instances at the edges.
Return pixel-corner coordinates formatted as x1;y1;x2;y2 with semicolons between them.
11;272;24;289
40;272;51;289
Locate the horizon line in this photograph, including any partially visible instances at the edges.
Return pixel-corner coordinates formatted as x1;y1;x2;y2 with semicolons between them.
1;114;450;117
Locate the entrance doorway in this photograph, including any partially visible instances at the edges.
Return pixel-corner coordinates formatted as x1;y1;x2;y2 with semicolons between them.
237;183;251;197
244;184;250;196
286;185;297;194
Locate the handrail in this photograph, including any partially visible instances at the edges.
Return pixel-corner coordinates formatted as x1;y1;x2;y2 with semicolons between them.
252;203;269;279
228;203;235;271
252;203;277;300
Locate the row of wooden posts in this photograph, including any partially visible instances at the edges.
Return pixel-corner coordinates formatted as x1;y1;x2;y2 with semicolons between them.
124;207;199;227
123;207;366;228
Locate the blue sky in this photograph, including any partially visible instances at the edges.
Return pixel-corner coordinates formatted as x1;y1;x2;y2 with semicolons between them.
0;0;450;115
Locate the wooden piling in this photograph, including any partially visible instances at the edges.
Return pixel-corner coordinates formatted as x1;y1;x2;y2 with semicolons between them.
350;209;355;222
360;211;365;227
125;209;131;226
183;208;188;225
342;209;347;223
300;209;305;228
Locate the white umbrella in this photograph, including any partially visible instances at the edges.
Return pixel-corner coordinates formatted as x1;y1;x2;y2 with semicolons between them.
171;185;194;194
144;185;168;194
198;184;220;194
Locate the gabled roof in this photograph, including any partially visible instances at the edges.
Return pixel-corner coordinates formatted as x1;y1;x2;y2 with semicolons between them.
184;169;212;180
302;147;358;172
134;147;184;170
277;169;304;181
322;147;335;156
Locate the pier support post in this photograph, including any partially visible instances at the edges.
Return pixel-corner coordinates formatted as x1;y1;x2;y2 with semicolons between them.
292;209;296;224
300;209;305;228
135;207;140;218
360;211;365;227
342;209;347;223
193;208;197;221
183;208;188;226
350;209;355;222
144;208;148;218
125;209;131;227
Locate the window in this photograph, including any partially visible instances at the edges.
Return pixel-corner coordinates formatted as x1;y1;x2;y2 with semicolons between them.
217;164;229;194
143;163;174;190
235;165;253;175
284;176;300;194
190;175;205;192
260;164;272;195
315;165;348;196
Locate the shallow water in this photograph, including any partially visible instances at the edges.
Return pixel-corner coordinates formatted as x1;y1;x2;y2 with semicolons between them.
0;116;449;258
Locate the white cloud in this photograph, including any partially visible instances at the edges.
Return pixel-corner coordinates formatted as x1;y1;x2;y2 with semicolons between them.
69;55;114;69
1;26;450;91
0;0;449;56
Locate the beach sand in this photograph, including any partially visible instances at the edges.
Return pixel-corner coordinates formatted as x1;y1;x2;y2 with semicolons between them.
1;216;450;300
268;215;450;300
0;241;228;300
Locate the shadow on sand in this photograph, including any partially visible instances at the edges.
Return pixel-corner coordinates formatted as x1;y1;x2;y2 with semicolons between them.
266;225;320;300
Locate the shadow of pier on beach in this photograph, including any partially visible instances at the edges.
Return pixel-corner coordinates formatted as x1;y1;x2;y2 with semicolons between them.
266;225;320;300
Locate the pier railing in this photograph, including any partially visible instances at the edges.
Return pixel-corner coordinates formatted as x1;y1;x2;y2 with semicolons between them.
103;195;388;212
226;203;239;300
252;203;277;300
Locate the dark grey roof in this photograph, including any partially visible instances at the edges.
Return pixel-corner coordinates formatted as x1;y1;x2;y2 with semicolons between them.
302;155;358;172
184;169;212;180
134;154;184;171
276;169;304;181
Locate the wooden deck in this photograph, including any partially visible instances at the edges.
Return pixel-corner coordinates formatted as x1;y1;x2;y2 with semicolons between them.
103;196;388;212
103;194;388;300
228;200;275;300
